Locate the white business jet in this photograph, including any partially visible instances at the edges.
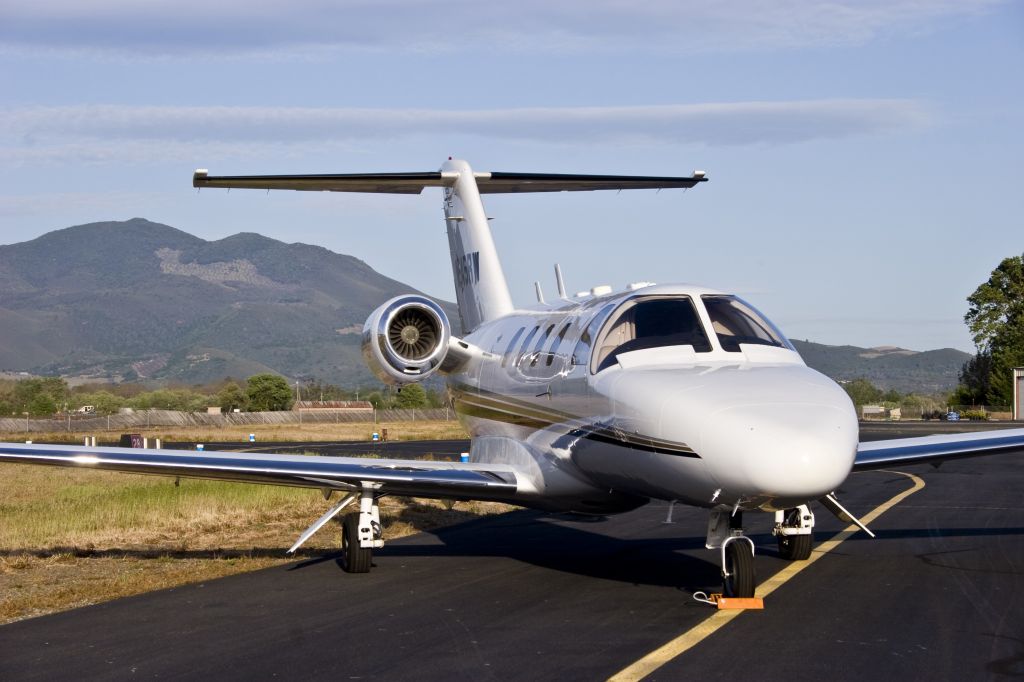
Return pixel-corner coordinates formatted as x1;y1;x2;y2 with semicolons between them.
2;159;1022;597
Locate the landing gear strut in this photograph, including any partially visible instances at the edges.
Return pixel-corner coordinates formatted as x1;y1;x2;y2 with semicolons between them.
341;485;383;573
706;510;756;598
773;504;814;561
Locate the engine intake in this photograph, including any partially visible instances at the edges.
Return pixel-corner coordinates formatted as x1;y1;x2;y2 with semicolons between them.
362;295;451;385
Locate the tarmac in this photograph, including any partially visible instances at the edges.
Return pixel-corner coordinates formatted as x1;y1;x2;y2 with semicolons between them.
2;423;1022;680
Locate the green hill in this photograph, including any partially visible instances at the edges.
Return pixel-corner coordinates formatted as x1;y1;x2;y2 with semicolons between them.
791;340;969;394
0;219;971;392
0;219;455;384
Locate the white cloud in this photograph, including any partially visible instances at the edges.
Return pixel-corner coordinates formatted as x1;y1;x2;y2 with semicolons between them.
0;0;1005;57
0;100;933;165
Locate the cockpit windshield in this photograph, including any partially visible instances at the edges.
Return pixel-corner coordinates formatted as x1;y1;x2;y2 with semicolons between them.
700;295;793;352
593;297;711;372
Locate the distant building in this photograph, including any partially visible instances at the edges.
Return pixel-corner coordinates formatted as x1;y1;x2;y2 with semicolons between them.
207;406;222;415
1014;368;1024;421
293;400;373;414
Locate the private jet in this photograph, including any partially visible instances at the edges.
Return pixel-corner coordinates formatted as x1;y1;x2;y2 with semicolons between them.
2;158;1023;597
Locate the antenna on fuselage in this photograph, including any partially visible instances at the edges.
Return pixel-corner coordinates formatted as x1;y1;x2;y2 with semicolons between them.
554;264;569;300
534;281;546;304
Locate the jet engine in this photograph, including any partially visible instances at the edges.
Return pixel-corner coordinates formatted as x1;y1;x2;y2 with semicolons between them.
362;295;452;385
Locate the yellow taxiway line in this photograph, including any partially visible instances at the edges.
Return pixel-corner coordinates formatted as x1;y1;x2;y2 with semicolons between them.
608;471;926;682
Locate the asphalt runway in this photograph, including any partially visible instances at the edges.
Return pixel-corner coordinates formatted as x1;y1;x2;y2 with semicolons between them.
2;426;1022;680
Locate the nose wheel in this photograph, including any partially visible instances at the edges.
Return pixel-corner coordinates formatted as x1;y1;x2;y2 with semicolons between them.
707;510;757;598
722;538;755;597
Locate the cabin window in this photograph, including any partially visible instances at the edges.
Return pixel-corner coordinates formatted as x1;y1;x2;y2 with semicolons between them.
518;325;540;360
573;304;615;365
592;297;711;372
501;327;526;368
547;322;572;366
701;295;792;352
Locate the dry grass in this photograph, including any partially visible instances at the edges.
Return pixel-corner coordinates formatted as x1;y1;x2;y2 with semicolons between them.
0;462;513;624
1;419;469;445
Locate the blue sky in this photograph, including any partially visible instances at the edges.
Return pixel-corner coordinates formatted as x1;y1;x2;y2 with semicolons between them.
1;0;1021;352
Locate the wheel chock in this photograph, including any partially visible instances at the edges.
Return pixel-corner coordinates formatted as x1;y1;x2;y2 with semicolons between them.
693;592;764;610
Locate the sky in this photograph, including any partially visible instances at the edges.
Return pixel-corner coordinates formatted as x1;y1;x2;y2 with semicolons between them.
1;0;1021;352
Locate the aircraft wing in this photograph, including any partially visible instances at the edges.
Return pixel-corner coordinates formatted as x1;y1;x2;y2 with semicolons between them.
192;170;708;194
854;427;1024;471
0;442;519;501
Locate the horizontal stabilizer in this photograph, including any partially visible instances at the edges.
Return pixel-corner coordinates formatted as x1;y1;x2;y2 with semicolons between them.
193;169;708;194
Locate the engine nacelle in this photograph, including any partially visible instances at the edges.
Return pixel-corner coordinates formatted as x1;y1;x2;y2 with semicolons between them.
362;295;452;385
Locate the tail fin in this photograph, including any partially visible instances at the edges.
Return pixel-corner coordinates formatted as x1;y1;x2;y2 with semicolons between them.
193;162;707;333
440;159;513;333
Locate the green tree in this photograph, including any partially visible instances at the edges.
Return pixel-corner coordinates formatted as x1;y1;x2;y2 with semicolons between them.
75;390;126;416
962;253;1024;405
246;374;294;411
394;383;428;409
842;378;882;406
217;382;249;412
13;377;69;414
27;393;57;416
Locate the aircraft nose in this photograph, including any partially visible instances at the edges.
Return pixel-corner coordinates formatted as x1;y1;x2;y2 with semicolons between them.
699;402;857;507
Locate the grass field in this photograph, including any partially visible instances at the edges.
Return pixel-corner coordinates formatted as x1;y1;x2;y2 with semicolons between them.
2;418;470;445
0;421;511;625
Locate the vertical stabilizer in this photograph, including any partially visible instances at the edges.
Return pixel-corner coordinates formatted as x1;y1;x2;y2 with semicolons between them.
441;159;514;332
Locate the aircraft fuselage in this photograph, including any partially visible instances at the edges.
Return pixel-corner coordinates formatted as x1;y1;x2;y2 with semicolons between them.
447;283;859;515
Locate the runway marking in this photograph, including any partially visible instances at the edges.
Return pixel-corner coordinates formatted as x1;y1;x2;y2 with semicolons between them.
608;471;926;682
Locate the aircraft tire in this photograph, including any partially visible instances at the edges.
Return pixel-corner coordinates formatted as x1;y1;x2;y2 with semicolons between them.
723;541;755;598
777;532;812;560
341;512;372;573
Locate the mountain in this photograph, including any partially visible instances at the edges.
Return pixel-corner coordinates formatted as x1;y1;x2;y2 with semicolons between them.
0;220;972;392
791;340;970;394
0;219;455;384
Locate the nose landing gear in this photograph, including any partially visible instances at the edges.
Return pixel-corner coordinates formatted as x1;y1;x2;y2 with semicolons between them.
706;510;756;598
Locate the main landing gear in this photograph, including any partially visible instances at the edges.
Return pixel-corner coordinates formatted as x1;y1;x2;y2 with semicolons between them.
285;483;384;572
341;487;384;573
706;510;755;598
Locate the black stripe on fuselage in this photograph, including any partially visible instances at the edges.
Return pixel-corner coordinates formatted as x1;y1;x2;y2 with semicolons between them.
450;385;699;458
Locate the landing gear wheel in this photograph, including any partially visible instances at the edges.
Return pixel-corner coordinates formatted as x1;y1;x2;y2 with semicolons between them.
341;512;372;573
777;532;812;560
723;541;755;598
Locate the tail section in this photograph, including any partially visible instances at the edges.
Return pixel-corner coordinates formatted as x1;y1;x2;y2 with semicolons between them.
193;161;707;333
440;159;513;333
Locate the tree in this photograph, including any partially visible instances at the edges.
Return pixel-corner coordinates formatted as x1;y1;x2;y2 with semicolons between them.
246;374;293;411
76;390;126;416
13;377;69;414
394;383;428;409
217;382;249;412
961;253;1024;405
27;393;57;417
954;350;992;405
841;378;882;406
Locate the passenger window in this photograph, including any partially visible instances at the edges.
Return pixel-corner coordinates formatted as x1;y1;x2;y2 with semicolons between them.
501;327;525;368
701;295;791;352
592;297;712;372
547;322;572;366
518;325;540;360
573;304;615;366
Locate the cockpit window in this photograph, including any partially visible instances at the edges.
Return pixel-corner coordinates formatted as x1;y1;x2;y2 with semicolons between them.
701;295;792;352
593;297;711;372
